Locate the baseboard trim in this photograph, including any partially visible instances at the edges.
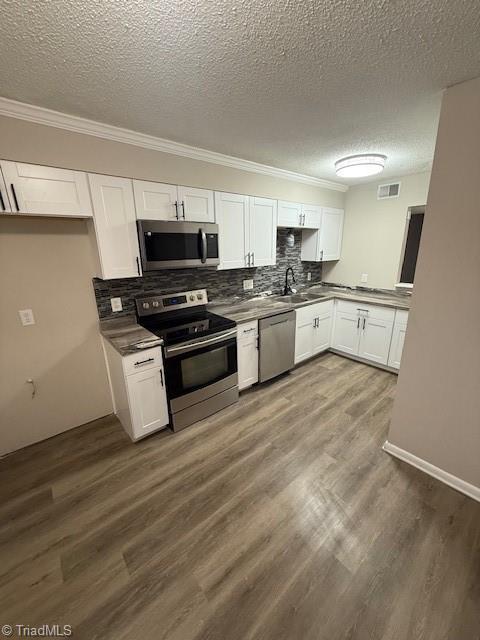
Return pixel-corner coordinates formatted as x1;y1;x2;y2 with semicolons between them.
329;349;399;374
383;441;480;503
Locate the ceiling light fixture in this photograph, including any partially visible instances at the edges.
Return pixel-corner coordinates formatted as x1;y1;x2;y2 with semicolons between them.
335;154;387;178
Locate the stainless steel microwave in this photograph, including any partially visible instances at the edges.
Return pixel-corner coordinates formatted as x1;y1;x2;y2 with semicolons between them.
137;220;220;271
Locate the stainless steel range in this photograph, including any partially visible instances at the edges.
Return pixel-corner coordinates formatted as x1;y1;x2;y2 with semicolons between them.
136;289;238;431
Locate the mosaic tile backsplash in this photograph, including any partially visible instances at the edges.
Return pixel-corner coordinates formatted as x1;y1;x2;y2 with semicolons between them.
93;229;324;319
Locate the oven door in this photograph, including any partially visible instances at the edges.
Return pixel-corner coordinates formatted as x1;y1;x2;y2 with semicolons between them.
137;220;219;270
164;329;238;412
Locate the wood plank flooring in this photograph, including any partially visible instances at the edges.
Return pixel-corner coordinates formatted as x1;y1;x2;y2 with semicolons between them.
1;354;479;640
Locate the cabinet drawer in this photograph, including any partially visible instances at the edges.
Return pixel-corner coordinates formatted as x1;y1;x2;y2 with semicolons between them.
395;309;409;325
123;347;163;376
335;299;395;323
238;320;258;342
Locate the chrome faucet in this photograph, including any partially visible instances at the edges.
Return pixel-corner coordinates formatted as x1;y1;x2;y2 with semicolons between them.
283;266;296;296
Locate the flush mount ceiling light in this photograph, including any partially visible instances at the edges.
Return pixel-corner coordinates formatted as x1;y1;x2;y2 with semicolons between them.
335;154;387;178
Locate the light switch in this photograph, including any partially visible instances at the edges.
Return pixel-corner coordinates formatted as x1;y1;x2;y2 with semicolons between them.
19;309;35;326
307;272;312;281
361;273;368;283
243;279;254;291
110;297;123;312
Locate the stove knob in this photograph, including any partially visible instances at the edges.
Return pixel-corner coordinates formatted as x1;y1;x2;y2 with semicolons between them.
142;302;150;310
152;301;159;307
189;295;195;301
197;293;203;300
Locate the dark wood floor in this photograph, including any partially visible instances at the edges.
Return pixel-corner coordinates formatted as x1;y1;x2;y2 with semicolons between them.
1;354;479;640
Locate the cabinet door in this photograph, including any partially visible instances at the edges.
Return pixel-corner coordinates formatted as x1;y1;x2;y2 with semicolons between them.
127;366;169;439
88;174;141;280
358;316;394;365
215;192;250;270
177;186;215;222
0;161;92;217
388;321;407;369
312;303;334;355
332;310;360;355
237;320;259;390
0;168;12;213
133;180;178;221
319;207;344;261
249;197;277;266
301;204;322;229
278;201;302;228
295;305;315;363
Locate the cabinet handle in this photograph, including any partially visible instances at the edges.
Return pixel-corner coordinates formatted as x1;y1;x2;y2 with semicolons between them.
251;252;254;266
134;357;155;366
363;317;366;331
160;369;164;387
10;184;20;211
181;201;186;219
0;190;5;211
320;249;324;262
174;201;179;220
357;317;360;329
136;256;141;276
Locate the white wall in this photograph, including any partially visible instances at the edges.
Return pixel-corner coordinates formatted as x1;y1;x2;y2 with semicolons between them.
323;172;431;289
387;76;480;493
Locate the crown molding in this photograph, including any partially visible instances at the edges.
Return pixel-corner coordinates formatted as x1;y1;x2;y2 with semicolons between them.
0;97;348;192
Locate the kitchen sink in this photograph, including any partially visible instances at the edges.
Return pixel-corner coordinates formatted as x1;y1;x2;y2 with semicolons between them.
279;293;327;305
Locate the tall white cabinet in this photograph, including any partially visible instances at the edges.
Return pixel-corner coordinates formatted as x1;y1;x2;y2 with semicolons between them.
216;192;277;269
88;174;142;280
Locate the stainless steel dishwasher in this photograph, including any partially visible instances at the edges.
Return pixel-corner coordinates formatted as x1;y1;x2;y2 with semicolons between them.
258;310;296;383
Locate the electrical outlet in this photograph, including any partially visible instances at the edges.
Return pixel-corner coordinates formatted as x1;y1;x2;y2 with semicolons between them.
19;309;35;326
361;273;368;283
110;297;123;312
243;279;254;291
306;272;312;281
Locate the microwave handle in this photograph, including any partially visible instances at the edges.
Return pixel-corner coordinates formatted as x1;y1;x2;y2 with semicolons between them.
200;228;207;263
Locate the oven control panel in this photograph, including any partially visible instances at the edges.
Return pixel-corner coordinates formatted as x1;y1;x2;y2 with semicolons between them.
136;289;208;316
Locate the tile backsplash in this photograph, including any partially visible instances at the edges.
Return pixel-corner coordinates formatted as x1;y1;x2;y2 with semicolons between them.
93;229;323;319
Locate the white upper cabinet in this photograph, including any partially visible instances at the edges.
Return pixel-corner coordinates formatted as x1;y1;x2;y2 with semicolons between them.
249;196;277;267
301;207;344;262
177;185;215;223
215;192;250;270
277;201;321;229
0;168;12;213
319;207;344;261
301;204;322;229
0;161;92;217
88;174;141;280
133;180;179;221
278;200;303;227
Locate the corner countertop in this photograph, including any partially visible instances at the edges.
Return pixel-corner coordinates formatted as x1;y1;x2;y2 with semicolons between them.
99;316;162;356
209;285;411;324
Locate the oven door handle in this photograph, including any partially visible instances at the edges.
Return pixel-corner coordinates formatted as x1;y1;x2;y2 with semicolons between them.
199;228;207;263
165;329;237;357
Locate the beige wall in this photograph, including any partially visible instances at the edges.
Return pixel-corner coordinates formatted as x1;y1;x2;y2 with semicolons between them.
388;76;480;490
0;217;112;455
0;116;345;208
323;172;431;289
0;114;345;454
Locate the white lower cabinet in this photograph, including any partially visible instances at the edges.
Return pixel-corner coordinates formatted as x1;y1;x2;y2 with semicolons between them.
103;341;169;441
388;310;409;369
237;320;259;390
332;300;395;366
294;300;334;364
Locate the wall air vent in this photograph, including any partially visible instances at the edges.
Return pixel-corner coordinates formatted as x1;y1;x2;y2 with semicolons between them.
377;182;401;199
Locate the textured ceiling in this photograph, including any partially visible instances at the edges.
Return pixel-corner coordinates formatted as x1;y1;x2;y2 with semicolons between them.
0;0;479;184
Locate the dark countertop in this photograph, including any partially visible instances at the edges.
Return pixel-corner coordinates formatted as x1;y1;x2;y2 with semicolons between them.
100;316;163;356
210;285;411;324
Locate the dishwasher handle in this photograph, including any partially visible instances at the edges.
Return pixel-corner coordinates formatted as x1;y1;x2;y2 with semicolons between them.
259;311;295;329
